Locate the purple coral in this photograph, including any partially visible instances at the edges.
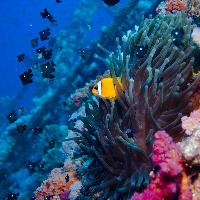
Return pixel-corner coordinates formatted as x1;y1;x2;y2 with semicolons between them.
130;130;192;200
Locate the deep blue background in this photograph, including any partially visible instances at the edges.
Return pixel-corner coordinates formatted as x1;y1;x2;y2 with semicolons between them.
0;0;79;109
0;0;128;110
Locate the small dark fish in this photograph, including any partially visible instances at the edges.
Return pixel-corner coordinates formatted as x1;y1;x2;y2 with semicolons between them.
7;110;17;123
56;0;62;2
48;139;55;149
27;162;36;173
87;23;92;31
17;107;24;115
76;81;80;87
65;174;69;182
31;62;38;70
36;46;46;54
49;79;54;84
37;127;43;133
40;8;53;22
58;46;63;52
135;45;148;58
67;119;77;130
31;38;38;48
44;196;51;200
30;127;43;134
36;46;46;59
37;162;45;171
127;131;134;138
157;77;163;84
103;0;120;6
40;61;56;79
39;28;50;41
153;165;160;175
17;54;25;62
43;49;53;59
7;193;19;200
172;27;185;47
51;21;58;27
17;125;27;133
30;128;38;134
19;69;33;85
40;8;57;26
77;48;88;59
62;102;67;106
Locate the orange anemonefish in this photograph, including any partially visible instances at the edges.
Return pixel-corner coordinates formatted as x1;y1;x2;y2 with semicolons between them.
92;77;122;100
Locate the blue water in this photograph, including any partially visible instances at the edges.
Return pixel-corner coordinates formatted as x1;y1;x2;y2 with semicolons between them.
0;0;131;199
0;0;79;109
0;0;127;109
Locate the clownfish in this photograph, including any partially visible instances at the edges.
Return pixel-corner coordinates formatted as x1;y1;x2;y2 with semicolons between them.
92;77;122;99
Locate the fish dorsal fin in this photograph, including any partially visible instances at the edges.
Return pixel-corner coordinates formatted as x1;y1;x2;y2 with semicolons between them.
97;81;101;95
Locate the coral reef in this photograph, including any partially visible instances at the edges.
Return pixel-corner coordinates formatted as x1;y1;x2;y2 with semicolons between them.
187;0;200;18
156;0;188;15
130;130;192;200
34;164;78;200
179;126;200;185
60;106;86;167
69;9;200;200
1;0;174;199
179;108;200;166
177;108;200;200
157;0;200;27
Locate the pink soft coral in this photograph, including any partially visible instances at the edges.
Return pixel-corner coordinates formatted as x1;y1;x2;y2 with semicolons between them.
130;130;192;200
34;164;78;200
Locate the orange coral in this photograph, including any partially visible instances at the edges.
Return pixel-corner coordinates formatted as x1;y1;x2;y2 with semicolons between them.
34;164;78;200
179;169;193;200
156;0;188;14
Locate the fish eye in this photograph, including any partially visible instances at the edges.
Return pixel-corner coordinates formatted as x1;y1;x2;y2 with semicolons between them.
94;86;98;90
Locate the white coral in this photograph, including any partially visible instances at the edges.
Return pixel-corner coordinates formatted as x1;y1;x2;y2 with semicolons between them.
191;27;200;48
181;109;200;135
178;129;200;165
69;180;82;200
179;109;200;165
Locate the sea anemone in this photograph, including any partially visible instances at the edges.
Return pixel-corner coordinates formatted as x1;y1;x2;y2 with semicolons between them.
69;10;200;199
